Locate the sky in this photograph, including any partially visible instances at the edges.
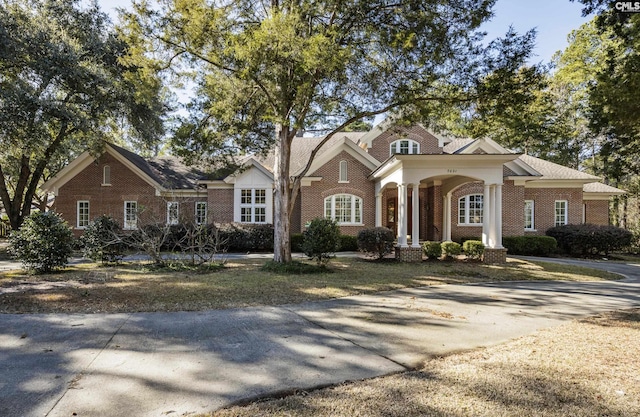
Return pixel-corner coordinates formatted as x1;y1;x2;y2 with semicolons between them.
97;0;592;64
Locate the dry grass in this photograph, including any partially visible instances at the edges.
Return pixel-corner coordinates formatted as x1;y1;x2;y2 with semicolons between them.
210;308;640;417
0;257;621;314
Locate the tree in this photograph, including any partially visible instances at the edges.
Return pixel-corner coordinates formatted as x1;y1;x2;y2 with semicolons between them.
0;0;166;230
124;0;536;263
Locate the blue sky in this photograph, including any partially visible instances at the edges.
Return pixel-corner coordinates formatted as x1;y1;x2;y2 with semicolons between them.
99;0;591;64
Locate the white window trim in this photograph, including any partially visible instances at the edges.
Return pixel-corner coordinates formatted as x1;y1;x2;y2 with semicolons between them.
124;201;138;230
324;194;363;225
555;200;568;226
390;139;420;156
195;201;207;225
458;194;484;226
338;160;348;183
167;201;179;225
239;189;267;224
102;165;111;186
524;200;536;231
77;200;90;229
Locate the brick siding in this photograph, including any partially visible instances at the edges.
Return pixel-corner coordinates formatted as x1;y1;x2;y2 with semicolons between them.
585;200;610;225
367;125;443;162
299;150;375;235
523;187;583;234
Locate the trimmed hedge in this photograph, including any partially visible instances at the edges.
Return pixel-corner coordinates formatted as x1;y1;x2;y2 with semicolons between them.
546;224;632;256
502;235;557;256
462;240;485;260
218;223;274;252
422;241;442;260
441;241;462;260
339;235;359;251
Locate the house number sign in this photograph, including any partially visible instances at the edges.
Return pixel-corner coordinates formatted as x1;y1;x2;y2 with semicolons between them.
447;169;458;173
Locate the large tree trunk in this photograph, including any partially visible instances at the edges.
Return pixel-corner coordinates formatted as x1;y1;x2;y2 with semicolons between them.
273;125;292;263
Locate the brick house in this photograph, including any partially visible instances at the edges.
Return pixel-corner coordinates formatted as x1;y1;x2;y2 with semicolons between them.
43;123;624;262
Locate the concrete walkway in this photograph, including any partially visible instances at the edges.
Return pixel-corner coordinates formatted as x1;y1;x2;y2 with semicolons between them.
1;258;639;417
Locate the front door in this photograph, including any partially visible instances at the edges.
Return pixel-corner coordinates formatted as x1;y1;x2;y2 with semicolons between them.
387;196;413;238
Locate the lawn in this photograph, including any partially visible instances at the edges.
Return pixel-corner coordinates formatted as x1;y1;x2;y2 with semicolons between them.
209;308;640;417
0;256;621;313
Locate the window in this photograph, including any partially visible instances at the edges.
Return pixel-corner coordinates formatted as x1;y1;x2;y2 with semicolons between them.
240;189;267;223
390;139;420;155
77;201;89;228
167;202;179;225
555;200;568;226
195;202;207;225
524;200;535;230
458;194;483;225
339;160;348;182
124;201;138;230
324;194;362;224
102;165;111;185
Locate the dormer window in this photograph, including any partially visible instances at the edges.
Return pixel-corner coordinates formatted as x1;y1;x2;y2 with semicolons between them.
390;139;419;155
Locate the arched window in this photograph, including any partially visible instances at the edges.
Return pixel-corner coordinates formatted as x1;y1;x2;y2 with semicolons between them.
339;160;348;182
390;139;420;155
458;194;483;224
102;165;111;185
324;194;362;224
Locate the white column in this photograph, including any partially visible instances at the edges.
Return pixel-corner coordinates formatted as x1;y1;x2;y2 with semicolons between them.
375;193;383;227
482;184;491;247
495;184;503;248
442;195;448;242
489;185;496;248
412;184;420;247
445;192;452;241
398;184;408;247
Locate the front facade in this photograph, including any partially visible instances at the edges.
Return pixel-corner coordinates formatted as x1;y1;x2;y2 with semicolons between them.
43;124;625;261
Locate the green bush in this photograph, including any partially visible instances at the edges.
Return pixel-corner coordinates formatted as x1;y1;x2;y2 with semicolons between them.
302;218;341;265
80;215;124;264
339;234;358;251
357;227;395;260
422;241;442;260
462;240;485;260
546;224;631;256
458;236;482;244
503;235;558;256
441;241;462;260
290;233;304;252
8;211;74;273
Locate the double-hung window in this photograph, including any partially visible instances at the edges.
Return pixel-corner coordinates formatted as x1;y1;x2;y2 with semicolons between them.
324;194;362;224
555;200;568;226
195;202;207;225
167;202;179;225
524;200;535;230
240;189;267;223
77;201;90;229
124;201;138;230
458;194;483;225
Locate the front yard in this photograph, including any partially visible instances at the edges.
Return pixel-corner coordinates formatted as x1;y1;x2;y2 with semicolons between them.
0;256;620;313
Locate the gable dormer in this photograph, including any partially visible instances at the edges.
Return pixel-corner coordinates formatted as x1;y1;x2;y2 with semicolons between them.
361;124;449;162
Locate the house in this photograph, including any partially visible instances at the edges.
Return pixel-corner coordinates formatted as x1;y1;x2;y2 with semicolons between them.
42;123;625;262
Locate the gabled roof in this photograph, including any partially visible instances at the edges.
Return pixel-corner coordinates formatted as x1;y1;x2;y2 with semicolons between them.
518;154;599;181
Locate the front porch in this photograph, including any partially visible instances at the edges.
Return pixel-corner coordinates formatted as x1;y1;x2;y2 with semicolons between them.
370;153;519;263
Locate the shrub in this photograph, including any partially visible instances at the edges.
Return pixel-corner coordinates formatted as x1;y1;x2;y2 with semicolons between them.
441;241;462;260
462;240;485;260
302;218;341;265
458;236;482;244
546;224;632;257
290;233;304;252
357;227;395;260
8;211;74;273
80;215;125;264
339;234;359;252
502;235;558;256
422;241;442;260
218;223;274;252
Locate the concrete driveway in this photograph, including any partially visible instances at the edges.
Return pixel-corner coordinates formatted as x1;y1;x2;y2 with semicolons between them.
1;258;639;417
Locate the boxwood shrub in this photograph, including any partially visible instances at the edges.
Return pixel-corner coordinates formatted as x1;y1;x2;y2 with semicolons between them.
462;240;485;260
357;227;395;260
422;241;442;260
502;235;557;256
441;241;462;260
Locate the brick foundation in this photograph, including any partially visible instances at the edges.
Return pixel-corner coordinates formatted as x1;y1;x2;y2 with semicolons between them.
483;248;508;264
395;246;423;262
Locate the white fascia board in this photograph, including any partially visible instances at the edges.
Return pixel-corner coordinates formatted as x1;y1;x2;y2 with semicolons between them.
42;150;94;196
223;158;273;184
583;193;619;201
524;179;592;189
300;177;323;186
505;159;542;177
